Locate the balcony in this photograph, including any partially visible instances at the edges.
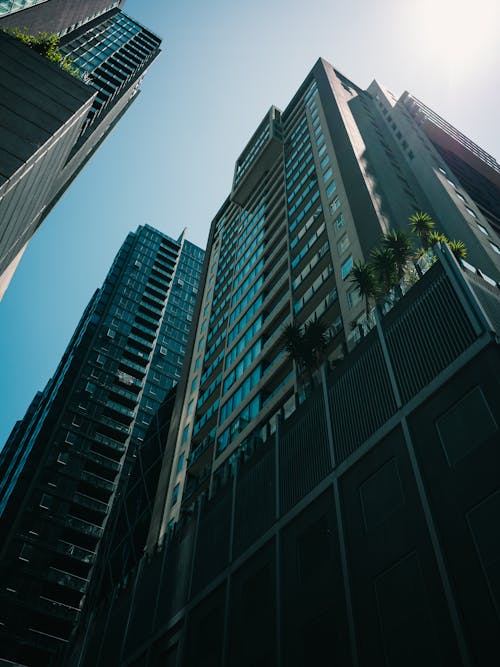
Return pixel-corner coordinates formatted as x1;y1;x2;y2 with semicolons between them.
116;370;142;389
99;414;131;435
80;470;114;493
107;385;138;407
105;399;135;420
65;515;103;539
139;301;163;318
152;262;172;278
131;321;157;340
94;433;126;454
118;358;147;379
34;595;80;621
124;348;150;369
72;491;109;515
47;567;88;593
54;540;95;564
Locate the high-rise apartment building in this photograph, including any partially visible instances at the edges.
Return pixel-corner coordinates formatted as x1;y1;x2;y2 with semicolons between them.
0;1;161;298
0;225;204;666
69;60;500;667
148;58;500;547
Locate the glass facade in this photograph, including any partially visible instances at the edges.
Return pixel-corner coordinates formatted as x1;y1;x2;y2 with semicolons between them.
0;0;47;17
0;225;203;662
61;11;161;132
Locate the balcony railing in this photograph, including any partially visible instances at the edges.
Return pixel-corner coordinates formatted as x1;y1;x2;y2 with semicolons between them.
47;567;88;593
65;515;103;538
94;431;127;453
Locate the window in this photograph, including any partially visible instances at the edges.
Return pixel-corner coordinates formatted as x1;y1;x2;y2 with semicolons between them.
455;191;465;202
85;382;96;394
323;167;333;182
337;235;350;255
347;288;362;308
191;377;198;393
326;181;336;198
489;242;500;255
195;356;201;370
187;399;194;415
320;155;330;169
438;166;447;175
335;214;344;230
466;206;478;220
160;346;167;355
107;328;116;338
341;255;353;279
329;196;340;215
176;453;185;474
476;222;489;236
182;425;189;443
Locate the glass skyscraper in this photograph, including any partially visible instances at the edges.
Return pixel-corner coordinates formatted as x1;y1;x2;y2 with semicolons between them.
0;225;204;666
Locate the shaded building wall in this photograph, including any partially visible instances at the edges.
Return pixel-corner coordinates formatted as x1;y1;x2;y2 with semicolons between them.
0;31;95;287
75;249;500;667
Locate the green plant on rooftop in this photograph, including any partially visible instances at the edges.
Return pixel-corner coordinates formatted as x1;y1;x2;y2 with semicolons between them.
4;28;80;78
381;229;413;282
409;211;436;251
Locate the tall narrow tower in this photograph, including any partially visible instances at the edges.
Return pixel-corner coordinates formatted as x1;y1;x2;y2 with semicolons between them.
0;225;204;665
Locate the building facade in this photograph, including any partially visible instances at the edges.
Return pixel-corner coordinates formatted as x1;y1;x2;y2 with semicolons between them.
73;245;500;667
0;1;160;298
147;58;500;550
0;225;204;665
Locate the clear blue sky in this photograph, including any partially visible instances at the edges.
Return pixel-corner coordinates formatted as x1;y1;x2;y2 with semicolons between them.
0;0;499;446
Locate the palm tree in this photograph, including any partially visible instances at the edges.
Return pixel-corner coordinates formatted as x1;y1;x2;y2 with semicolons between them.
371;246;397;294
349;260;378;319
448;239;467;260
428;230;448;247
280;323;304;365
409;211;436;250
303;319;329;371
280;319;329;390
381;229;413;282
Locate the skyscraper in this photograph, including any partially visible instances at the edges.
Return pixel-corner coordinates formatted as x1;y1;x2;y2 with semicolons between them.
0;1;161;298
0;225;204;666
148;58;500;547
68;59;500;667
